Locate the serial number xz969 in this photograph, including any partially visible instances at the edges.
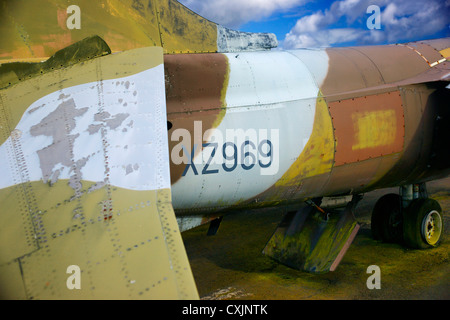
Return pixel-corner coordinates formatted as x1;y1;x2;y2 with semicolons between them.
181;139;274;176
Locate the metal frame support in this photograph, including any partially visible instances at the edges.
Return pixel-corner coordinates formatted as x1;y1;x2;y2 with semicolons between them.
400;183;428;209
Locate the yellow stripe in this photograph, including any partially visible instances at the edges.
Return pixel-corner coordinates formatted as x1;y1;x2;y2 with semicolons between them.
275;92;334;187
0;0;219;63
439;48;450;59
439;48;450;60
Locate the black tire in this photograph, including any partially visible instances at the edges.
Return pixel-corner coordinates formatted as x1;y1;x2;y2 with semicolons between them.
403;198;443;249
371;193;403;243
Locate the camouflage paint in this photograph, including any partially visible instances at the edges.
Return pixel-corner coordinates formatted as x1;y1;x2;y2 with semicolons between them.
0;36;159;147
164;53;230;184
170;50;323;211
0;0;276;61
329;91;404;166
1;0;450;298
168;38;450;214
0;45;198;299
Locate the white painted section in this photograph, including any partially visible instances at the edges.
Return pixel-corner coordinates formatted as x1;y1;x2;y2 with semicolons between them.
177;216;203;232
171;50;329;209
217;25;278;53
224;51;320;108
0;65;170;191
287;49;329;88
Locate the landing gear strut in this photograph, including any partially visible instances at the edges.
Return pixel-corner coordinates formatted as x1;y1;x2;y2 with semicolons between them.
371;183;443;248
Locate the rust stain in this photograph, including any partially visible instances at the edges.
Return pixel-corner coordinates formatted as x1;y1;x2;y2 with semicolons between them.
39;33;73;55
56;8;67;30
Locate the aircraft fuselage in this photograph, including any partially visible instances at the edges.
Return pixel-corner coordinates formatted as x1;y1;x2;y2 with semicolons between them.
165;41;450;214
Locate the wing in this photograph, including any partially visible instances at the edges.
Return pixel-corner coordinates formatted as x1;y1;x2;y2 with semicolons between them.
0;37;198;299
0;0;277;60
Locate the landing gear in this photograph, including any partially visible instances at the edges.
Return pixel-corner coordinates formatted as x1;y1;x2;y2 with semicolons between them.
371;183;444;249
371;193;403;243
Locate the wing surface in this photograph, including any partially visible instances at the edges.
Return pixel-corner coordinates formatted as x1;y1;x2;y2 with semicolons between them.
0;40;198;299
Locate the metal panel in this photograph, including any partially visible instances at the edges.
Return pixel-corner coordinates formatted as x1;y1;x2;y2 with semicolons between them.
370;83;447;188
419;38;450;52
324;159;382;196
352;45;430;84
0;46;198;299
165;53;229;184
329;91;405;166
320;48;371;96
0;0;278;63
399;42;446;67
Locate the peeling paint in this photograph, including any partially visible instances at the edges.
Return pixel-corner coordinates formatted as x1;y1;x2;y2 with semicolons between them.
87;181;105;193
0;45;195;300
217;25;277;53
30;98;88;184
89;112;130;133
125;164;133;175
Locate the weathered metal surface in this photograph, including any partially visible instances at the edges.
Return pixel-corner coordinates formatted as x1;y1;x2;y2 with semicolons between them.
371;82;450;189
329;91;405;166
169;50;324;212
319;47;385;95
177;214;222;233
421;38;450;51
164;38;450;214
164;53;229;184
0;0;277;61
217;25;277;53
256;92;334;203
2;3;447;218
1;0;449;298
0;35;111;89
323;159;383;196
321;44;432;98
399;42;446;67
263;201;360;273
352;45;430;84
0;44;198;299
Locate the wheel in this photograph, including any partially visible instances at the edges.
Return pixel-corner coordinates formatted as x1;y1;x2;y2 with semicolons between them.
403;198;443;249
371;193;403;243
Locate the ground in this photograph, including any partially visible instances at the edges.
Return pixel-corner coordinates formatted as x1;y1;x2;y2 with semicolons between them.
181;177;450;300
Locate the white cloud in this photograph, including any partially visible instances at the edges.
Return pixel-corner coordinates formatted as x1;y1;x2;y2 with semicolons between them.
282;0;450;49
180;0;449;48
284;28;366;48
179;0;308;29
291;12;328;33
379;0;449;43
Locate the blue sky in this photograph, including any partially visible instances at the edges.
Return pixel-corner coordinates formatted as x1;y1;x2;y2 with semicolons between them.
179;0;450;49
